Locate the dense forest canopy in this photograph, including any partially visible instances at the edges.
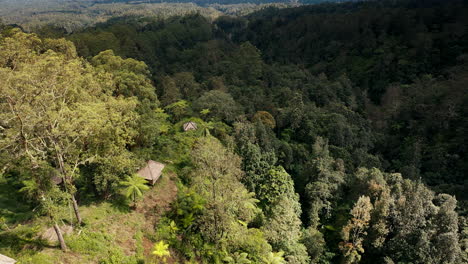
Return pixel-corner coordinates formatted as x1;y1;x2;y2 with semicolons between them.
0;0;298;32
0;0;467;263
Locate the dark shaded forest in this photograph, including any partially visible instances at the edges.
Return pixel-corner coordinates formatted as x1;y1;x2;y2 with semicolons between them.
0;0;467;263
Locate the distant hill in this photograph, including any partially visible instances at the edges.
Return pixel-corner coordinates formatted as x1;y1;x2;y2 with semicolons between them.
0;0;359;32
65;0;353;5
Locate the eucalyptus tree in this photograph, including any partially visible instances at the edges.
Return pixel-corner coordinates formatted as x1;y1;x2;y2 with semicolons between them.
0;30;138;227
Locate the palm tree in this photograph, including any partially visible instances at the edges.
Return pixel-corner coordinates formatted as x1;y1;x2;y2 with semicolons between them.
198;121;214;137
120;174;149;206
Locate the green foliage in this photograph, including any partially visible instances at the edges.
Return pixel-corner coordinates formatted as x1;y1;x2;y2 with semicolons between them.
263;196;309;264
120;174;150;205
339;196;373;264
86;152;140;199
152;240;171;263
190;138;259;244
305;137;345;228
0;29;140;230
223;252;251;264
170;185;206;230
194;90;241;123
257;167;296;211
343;168;462;264
301;227;327;264
237;1;468;102
1;1;467;263
0;224;45;255
91;49;155;100
68;231;114;254
165;100;190;122
225;228;272;263
262;251;286;264
253;111;276;129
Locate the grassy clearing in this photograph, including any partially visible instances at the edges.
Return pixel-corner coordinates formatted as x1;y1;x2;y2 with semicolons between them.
0;172;178;264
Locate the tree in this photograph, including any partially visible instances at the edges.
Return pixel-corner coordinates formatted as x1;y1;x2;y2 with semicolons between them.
173;72;201;99
120;174;150;206
160;75;182;106
226;42;263;86
383;177;461;264
305;137;345;228
193;90;241;123
19;163;69;251
0;30;138;226
253;111;276;129
165;100;189;122
190;137;258;245
301;227;327;264
253;166;309;263
197;121;214;137
233;121;276;195
263;196;309;264
339;196;373;264
89;151;141;199
257;166;296;212
348;168;462;263
91;50;156;101
91;50;163;148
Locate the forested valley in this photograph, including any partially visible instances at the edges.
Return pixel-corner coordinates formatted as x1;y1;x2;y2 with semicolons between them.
0;0;467;263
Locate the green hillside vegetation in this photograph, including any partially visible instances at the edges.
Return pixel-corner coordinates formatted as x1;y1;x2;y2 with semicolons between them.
0;0;467;263
0;0;295;33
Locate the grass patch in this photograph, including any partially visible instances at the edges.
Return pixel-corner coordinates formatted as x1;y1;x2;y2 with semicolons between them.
0;171;177;263
0;224;50;260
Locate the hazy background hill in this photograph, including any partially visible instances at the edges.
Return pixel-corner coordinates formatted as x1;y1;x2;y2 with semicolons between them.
0;0;360;31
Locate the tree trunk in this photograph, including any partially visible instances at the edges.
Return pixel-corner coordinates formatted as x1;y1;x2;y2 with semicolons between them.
55;151;83;226
71;194;82;226
53;223;67;251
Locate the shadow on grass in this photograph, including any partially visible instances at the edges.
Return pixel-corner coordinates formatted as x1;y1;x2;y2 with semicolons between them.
109;194;132;213
0;228;55;254
75;186;130;213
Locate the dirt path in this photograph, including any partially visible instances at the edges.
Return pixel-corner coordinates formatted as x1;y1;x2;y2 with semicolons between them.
137;172;178;259
137;172;178;230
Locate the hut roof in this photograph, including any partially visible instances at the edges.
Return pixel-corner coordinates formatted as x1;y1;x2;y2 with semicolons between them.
137;160;165;184
0;254;16;264
183;121;197;131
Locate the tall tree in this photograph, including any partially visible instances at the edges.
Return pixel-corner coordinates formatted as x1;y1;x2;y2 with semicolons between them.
19;163;69;251
190;137;258;245
305;137;345;228
0;30;138;226
339;196;373;264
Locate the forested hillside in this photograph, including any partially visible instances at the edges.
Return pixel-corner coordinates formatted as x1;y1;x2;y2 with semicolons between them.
0;0;295;32
0;0;467;263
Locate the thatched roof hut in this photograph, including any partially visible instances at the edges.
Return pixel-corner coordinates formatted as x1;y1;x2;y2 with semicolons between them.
0;254;16;264
183;121;197;131
137;160;165;185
